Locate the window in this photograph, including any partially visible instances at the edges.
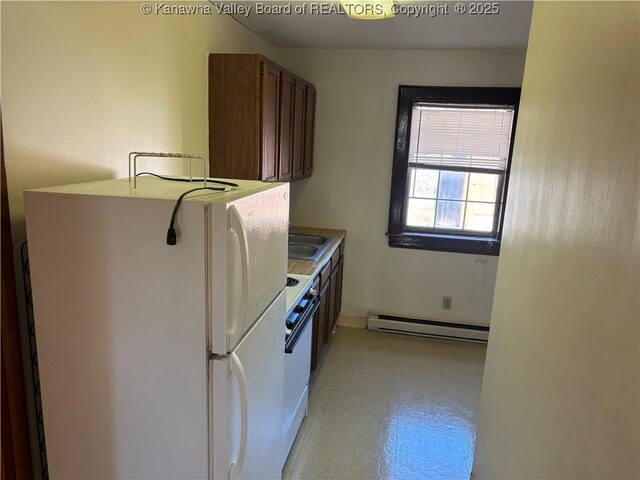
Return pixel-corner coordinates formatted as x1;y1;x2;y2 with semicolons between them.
387;86;521;255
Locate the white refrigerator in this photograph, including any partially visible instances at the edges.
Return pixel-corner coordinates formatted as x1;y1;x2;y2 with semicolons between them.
24;177;289;480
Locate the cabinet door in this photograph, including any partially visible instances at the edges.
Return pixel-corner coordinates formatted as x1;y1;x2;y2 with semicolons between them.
327;271;337;339
334;256;344;329
310;305;319;374
314;283;329;366
303;85;316;178
209;54;262;180
261;61;280;181
291;81;305;180
278;72;295;180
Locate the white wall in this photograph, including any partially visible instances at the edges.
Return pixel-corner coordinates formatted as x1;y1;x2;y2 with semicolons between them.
3;4;526;332
1;3;287;476
287;49;526;325
474;2;639;478
2;1;289;241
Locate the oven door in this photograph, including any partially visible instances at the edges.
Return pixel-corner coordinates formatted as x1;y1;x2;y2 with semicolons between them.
282;298;318;466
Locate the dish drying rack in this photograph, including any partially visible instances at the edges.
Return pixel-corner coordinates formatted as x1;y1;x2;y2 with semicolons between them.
128;151;209;189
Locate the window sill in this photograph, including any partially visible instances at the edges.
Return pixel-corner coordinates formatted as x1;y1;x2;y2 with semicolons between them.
387;231;501;256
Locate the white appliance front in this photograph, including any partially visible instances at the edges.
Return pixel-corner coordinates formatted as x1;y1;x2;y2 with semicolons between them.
209;184;289;354
23;178;289;480
211;291;285;480
282;311;313;466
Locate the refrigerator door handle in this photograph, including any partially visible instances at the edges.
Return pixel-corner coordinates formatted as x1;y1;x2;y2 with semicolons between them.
229;205;250;337
229;351;248;480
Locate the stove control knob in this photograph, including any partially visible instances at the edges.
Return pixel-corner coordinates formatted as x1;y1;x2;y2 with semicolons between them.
286;320;294;329
309;288;318;297
294;306;304;314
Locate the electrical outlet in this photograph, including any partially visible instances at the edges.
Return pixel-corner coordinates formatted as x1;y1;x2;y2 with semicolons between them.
442;296;452;310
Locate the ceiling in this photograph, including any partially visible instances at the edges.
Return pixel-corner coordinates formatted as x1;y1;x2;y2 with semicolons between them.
231;1;533;50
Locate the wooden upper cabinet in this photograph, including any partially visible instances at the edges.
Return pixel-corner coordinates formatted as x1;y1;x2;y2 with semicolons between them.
209;54;261;180
279;72;295;181
208;53;316;182
291;80;306;180
303;84;316;178
261;60;280;181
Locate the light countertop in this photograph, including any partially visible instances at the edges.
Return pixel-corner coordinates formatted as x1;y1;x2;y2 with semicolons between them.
288;225;346;278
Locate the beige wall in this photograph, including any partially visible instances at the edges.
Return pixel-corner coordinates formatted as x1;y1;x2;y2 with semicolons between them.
473;2;639;478
1;3;288;476
2;1;288;241
3;3;526;331
287;49;526;325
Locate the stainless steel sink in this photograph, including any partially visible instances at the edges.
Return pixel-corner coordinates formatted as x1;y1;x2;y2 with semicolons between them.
288;233;330;260
288;233;327;246
288;244;319;259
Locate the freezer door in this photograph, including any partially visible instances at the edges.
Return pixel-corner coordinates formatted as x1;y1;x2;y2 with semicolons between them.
210;291;285;480
209;183;289;353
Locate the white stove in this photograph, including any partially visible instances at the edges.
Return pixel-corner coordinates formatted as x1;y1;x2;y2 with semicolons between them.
285;273;313;316
282;272;316;467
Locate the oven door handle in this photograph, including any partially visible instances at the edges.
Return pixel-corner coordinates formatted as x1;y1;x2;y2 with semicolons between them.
285;298;319;354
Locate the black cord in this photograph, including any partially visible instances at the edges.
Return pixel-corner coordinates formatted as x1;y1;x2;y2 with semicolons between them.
132;171;239;245
167;187;226;246
136;171;239;188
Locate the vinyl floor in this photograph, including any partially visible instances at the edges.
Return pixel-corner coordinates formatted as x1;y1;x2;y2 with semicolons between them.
283;326;487;480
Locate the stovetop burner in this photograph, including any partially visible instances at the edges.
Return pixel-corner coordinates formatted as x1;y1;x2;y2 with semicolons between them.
286;277;300;287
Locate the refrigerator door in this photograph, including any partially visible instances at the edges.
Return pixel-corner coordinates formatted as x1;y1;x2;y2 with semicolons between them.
210;291;285;480
209;183;289;354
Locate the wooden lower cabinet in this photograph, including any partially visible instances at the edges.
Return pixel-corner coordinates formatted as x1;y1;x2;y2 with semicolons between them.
327;270;337;340
311;279;330;373
310;241;345;376
332;256;344;333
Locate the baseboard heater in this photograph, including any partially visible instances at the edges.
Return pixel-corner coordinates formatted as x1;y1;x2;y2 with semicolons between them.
367;312;489;343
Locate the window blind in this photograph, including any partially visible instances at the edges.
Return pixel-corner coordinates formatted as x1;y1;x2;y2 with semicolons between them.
408;104;515;170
